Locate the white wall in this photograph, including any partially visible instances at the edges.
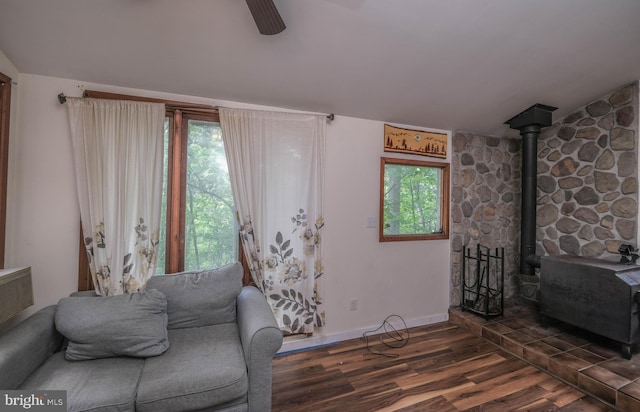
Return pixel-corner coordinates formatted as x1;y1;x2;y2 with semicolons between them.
2;72;452;346
3;74;80;332
320;116;451;348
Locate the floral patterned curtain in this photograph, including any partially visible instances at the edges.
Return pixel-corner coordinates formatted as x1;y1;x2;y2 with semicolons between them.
219;107;326;334
67;98;165;296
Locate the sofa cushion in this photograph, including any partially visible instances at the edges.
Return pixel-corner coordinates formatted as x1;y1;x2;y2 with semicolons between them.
55;289;169;361
146;262;243;329
135;323;248;412
19;352;144;412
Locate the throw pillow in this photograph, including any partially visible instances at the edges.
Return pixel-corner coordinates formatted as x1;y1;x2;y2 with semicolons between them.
146;262;243;329
55;289;169;361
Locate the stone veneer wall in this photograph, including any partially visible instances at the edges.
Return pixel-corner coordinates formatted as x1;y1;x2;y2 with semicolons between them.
519;82;639;301
450;133;521;306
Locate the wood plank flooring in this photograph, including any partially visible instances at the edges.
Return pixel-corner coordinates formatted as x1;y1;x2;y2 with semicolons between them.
450;305;640;411
271;321;615;411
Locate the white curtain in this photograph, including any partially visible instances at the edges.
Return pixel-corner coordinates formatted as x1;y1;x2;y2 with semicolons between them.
67;98;165;296
220;107;326;334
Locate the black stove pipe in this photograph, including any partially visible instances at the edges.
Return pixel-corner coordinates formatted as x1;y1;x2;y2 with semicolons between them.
505;104;557;275
520;124;541;274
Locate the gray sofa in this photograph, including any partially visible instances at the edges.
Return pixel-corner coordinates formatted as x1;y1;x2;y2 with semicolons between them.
0;262;283;412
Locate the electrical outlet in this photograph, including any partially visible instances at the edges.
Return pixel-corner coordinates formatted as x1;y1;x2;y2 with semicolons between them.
350;299;358;311
366;217;377;228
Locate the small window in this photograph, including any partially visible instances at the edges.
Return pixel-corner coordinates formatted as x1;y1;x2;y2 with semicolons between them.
380;157;450;242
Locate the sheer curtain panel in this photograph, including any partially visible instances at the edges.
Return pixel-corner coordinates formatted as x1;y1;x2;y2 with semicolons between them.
220;107;326;334
67;98;165;295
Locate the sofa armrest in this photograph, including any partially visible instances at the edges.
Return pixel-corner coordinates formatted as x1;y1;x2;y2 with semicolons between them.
237;286;283;412
0;305;63;389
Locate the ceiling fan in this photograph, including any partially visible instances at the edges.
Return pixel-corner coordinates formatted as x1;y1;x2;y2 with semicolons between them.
245;0;286;35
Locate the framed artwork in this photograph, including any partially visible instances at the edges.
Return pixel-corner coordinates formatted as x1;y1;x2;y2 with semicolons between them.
384;124;448;159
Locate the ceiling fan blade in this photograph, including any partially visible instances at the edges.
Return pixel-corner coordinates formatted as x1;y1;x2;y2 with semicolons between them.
245;0;286;35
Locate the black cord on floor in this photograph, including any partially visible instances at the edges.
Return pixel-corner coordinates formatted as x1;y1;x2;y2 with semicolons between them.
362;314;409;358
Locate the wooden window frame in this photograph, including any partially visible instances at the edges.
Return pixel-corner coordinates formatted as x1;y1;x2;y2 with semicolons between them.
0;72;12;268
379;157;450;242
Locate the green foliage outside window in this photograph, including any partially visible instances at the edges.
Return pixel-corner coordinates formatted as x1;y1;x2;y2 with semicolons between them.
156;119;237;273
384;163;441;235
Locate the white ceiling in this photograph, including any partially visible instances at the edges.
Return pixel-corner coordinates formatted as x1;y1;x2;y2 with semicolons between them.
1;0;640;136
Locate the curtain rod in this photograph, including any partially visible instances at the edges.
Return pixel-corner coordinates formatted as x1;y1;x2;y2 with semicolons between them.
57;93;335;121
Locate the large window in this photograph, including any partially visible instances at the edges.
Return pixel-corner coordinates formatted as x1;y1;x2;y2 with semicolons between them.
77;92;239;288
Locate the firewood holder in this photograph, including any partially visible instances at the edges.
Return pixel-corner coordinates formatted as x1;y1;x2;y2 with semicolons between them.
461;244;504;319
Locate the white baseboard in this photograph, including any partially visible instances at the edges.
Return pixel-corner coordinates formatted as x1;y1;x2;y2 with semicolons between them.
277;312;449;355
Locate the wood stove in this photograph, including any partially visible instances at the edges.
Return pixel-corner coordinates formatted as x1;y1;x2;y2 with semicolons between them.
540;255;640;359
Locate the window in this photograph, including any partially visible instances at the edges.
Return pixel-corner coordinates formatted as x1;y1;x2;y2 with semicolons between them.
379;157;450;242
157;112;237;274
77;91;240;288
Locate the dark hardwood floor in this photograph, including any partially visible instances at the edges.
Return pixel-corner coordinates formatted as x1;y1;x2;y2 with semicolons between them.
272;321;615;411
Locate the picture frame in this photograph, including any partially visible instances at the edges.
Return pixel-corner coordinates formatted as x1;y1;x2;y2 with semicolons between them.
384;124;448;159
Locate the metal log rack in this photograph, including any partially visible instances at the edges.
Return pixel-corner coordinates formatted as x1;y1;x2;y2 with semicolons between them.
461;244;504;319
